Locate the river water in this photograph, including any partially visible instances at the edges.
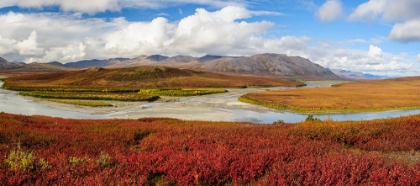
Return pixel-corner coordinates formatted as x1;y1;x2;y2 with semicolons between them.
1;81;420;123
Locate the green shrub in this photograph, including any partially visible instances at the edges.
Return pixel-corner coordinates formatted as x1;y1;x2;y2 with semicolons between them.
69;156;90;166
96;151;111;168
5;144;35;171
305;115;321;122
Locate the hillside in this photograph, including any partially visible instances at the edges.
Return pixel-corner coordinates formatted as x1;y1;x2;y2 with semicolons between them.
0;57;74;76
194;54;339;80
63;53;340;80
3;66;302;90
0;57;21;70
17;62;74;72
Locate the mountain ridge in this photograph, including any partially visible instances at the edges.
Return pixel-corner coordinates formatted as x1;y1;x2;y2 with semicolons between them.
64;53;339;80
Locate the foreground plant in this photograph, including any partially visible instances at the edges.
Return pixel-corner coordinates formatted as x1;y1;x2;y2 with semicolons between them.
0;113;419;185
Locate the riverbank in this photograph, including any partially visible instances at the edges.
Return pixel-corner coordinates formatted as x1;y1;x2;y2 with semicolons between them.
6;80;420;123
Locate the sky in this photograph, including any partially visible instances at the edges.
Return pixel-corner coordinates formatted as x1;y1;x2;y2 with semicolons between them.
0;0;419;77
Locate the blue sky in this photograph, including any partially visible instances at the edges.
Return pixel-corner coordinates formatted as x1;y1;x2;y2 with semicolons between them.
0;0;419;76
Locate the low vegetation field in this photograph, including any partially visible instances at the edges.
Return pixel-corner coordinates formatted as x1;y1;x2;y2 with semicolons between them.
2;66;302;91
240;76;420;113
46;99;113;107
0;113;419;185
138;88;227;96
19;91;159;102
1;66;300;103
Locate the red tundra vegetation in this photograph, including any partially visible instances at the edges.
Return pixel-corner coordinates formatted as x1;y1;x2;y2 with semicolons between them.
0;112;419;185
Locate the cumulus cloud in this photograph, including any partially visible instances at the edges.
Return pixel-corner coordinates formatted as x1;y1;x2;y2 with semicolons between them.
418;54;420;62
0;6;280;61
15;31;44;56
315;44;416;76
317;0;342;22
368;45;382;59
389;19;420;42
349;0;420;21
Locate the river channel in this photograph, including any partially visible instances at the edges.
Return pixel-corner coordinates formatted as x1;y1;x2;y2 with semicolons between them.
1;81;420;123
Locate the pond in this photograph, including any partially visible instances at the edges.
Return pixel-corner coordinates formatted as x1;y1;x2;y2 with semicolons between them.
1;81;420;123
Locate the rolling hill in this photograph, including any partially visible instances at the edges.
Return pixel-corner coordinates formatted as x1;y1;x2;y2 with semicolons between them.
3;66;303;90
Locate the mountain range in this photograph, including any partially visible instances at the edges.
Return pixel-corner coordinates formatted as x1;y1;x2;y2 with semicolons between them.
66;53;340;80
331;69;392;80
0;54;340;80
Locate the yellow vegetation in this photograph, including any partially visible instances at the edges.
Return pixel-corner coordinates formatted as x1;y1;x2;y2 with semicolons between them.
240;77;420;113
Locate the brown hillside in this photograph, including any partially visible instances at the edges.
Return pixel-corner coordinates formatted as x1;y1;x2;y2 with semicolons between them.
4;66;302;90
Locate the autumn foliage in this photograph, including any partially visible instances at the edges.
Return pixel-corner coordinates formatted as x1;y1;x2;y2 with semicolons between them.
3;66;301;90
240;76;420;113
0;113;420;185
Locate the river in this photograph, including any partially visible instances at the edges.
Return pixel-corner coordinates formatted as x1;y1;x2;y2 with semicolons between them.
1;81;420;123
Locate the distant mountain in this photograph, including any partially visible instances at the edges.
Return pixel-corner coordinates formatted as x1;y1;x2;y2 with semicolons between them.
64;58;130;68
11;61;26;65
46;61;65;67
197;55;224;62
23;53;341;80
332;69;390;80
19;62;74;72
0;57;21;70
165;55;197;63
193;53;339;80
0;57;74;73
146;55;168;62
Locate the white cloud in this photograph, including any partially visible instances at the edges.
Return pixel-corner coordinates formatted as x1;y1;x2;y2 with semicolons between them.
315;44;416;76
15;31;44;56
317;0;342;22
349;0;420;21
368;45;382;58
349;0;420;42
418;54;420;62
389;19;420;42
0;0;251;14
60;0;120;14
347;39;367;43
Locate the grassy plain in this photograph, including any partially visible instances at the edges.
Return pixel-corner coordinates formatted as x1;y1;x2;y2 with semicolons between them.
2;66;302;91
240;76;420;113
0;113;419;185
138;88;227;96
46;99;113;107
19;91;159;102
